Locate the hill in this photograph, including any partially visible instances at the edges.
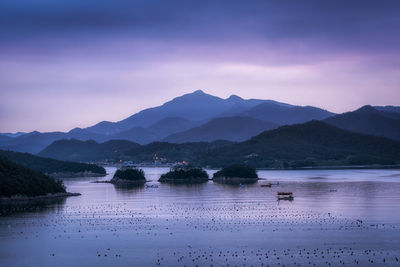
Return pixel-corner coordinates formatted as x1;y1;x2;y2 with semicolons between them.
107;117;202;144
147;117;201;137
0;150;106;177
38;121;400;169
39;139;141;162
374;105;400;114
0;157;66;197
163;116;278;143
0;130;107;154
39;139;233;163
240;102;334;125
195;121;400;168
324;105;400;140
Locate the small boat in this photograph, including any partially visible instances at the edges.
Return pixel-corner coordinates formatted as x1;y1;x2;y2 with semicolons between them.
277;192;293;195
277;192;294;201
146;184;159;188
260;184;272;188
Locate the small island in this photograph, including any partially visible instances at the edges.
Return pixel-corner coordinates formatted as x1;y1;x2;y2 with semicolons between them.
110;167;146;185
213;164;258;184
158;165;209;184
0;157;80;203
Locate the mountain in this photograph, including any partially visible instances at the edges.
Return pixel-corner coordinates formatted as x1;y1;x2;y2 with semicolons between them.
0;135;12;143
0;150;106;177
374;105;400;114
239;102;334;125
84;90;283;135
38;121;400;169
163;116;278;143
0;130;107;154
108;127;158;144
147;117;201;136
108;117;202;144
39;138;233;163
196;121;400;168
0;91;304;152
0;157;66;197
0;132;26;138
324;105;400;140
39;139;141;162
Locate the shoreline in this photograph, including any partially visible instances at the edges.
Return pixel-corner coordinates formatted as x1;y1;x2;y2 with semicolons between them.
0;192;81;204
50;171;106;178
101;164;400;171
213;177;259;185
255;165;400;171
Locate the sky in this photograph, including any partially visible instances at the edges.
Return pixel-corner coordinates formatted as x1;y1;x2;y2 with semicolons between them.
1;0;399;132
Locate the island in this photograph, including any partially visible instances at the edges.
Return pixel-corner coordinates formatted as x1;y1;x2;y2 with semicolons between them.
158;165;209;184
213;164;258;184
0;157;80;202
110;167;146;185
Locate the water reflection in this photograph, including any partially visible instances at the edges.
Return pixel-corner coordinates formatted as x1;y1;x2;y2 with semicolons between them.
112;183;145;195
1;167;400;267
0;197;66;216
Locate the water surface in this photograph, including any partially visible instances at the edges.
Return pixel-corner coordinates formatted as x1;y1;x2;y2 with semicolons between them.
1;167;399;266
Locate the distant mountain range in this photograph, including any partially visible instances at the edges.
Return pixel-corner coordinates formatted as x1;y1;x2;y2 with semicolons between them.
163;116;278;143
324;105;400;141
38;121;400;168
0;90;399;154
0;90;336;153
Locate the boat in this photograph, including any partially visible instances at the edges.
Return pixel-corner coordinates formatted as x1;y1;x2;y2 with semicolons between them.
260;184;272;187
277;192;294;201
277;192;293;195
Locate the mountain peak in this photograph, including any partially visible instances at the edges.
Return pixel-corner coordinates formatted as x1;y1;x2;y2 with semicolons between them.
355;105;379;114
227;94;243;101
192;89;205;94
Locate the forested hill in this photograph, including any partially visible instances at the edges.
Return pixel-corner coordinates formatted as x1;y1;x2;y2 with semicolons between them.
196;121;400;168
0;157;66;197
37;121;400;169
0;150;106;177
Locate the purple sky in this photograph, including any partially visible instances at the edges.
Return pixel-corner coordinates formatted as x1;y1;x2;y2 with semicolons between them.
1;0;400;132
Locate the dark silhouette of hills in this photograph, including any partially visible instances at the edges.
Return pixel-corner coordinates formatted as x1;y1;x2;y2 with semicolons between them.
0;150;105;177
374;105;400;114
0;130;108;154
39;138;233;163
163;116;278;143
197;121;400;168
39;139;141;162
0;157;66;197
0;90;335;153
84;90;272;135
239;102;334;125
110;117;202;143
38;121;400;168
147;117;201;136
324;105;400;140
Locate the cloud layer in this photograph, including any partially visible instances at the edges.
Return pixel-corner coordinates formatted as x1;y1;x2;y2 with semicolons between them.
1;0;400;131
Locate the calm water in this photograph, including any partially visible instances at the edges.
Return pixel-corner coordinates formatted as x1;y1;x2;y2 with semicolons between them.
1;167;400;266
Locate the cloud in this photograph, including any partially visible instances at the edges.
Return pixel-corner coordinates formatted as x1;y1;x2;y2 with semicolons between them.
1;0;400;131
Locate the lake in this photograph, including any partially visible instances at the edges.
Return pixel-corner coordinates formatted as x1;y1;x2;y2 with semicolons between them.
1;167;400;266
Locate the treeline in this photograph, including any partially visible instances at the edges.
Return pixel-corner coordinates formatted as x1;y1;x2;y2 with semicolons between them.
0;150;106;175
37;121;400;169
0;157;66;197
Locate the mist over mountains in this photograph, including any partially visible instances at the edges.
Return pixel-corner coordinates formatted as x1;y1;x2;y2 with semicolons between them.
0;90;399;156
